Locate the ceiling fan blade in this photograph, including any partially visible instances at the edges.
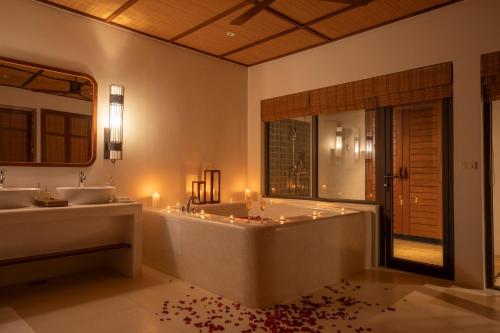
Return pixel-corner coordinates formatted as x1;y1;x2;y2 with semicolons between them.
321;0;373;5
231;0;277;26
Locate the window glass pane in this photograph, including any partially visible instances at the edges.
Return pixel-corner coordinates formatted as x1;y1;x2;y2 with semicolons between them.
318;110;376;201
267;116;312;197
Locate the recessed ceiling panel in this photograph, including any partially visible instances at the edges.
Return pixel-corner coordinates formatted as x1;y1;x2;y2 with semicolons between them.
112;0;242;40
0;66;34;87
47;0;129;19
270;0;350;24
176;5;295;56
225;29;327;66
310;0;452;39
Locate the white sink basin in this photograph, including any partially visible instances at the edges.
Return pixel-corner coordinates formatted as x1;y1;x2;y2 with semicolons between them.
0;188;40;209
56;186;115;205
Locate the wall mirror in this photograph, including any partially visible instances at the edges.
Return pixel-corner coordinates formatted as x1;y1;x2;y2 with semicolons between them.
0;56;97;166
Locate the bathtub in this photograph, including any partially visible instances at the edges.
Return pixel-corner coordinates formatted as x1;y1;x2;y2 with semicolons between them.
143;200;375;308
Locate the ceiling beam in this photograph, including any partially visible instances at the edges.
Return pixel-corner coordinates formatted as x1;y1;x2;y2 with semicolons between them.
105;0;141;23
21;70;44;88
171;1;250;42
221;5;357;57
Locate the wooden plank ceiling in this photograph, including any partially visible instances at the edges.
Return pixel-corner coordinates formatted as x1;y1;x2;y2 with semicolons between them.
38;0;459;66
0;61;93;101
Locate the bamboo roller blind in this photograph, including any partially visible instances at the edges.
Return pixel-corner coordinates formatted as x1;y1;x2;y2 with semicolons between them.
482;51;500;101
261;62;453;122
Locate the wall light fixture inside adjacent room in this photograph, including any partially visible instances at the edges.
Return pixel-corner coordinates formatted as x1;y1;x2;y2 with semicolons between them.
354;137;360;160
104;84;124;163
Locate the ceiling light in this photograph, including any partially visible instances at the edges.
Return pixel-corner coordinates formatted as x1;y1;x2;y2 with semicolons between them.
226;32;236;37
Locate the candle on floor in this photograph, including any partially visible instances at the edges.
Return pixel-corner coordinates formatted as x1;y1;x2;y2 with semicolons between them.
152;192;160;208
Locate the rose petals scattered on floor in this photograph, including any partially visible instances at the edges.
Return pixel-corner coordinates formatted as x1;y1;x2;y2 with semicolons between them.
156;280;395;332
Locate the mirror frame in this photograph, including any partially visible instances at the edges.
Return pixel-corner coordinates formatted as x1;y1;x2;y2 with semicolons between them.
0;56;97;167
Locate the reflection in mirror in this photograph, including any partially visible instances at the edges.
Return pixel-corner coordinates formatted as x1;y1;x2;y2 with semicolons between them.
0;58;95;165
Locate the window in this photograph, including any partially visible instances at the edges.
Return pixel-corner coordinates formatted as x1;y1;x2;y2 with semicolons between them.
0;106;35;162
265;112;376;203
41;109;91;163
318;110;376;201
267;116;312;197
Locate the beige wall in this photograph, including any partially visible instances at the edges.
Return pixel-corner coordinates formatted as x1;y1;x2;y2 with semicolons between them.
248;0;500;288
0;0;248;205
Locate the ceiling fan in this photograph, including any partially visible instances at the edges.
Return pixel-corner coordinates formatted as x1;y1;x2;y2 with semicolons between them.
30;77;91;100
231;0;373;25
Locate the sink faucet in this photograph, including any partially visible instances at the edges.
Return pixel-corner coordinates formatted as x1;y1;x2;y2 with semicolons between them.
79;170;86;187
0;170;5;189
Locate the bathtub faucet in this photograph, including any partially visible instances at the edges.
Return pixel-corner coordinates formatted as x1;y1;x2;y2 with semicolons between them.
182;195;195;213
0;170;5;189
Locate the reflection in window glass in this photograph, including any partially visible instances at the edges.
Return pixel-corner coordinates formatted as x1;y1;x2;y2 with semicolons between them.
267;116;312;197
318;110;376;201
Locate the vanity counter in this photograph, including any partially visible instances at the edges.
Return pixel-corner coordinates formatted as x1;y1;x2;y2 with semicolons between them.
0;202;142;286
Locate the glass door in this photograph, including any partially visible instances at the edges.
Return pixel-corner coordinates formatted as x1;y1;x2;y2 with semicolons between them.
485;100;500;289
382;99;453;279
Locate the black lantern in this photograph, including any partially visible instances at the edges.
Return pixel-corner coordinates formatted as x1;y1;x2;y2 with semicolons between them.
191;181;206;204
204;170;221;203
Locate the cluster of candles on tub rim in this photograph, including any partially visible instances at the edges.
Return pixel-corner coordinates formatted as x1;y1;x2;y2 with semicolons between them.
153;189;345;223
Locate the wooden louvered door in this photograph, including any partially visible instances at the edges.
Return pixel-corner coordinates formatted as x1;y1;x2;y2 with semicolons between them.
392;101;443;241
389;99;444;268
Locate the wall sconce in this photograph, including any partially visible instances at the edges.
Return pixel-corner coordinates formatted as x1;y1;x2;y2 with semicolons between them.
335;124;344;158
204;170;221;203
192;180;206;204
366;134;374;160
104;84;124;163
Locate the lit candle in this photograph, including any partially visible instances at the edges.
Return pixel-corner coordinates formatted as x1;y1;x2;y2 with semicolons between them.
229;198;233;203
229;214;234;223
244;188;252;210
244;188;251;201
166;205;171;213
279;216;285;224
152;192;160;208
176;202;180;210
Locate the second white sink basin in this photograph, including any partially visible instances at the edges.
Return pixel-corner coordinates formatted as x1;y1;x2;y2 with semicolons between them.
56;186;115;205
0;188;40;209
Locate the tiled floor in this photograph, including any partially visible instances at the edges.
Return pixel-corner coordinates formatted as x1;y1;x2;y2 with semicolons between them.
393;238;443;266
0;266;499;333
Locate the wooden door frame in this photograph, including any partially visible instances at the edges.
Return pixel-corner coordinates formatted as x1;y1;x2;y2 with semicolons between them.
379;98;454;280
484;101;500;290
